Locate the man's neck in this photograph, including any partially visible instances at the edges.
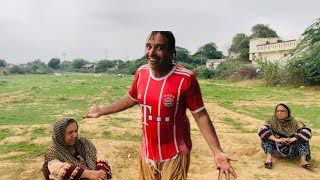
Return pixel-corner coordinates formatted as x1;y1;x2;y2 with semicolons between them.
151;64;174;78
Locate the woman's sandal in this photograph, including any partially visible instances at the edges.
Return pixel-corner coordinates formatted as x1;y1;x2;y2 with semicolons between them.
302;163;313;170
264;162;272;169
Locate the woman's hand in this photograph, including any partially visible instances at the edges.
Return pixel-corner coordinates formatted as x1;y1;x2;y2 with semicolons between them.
82;169;107;180
285;137;297;144
88;170;107;180
275;138;288;143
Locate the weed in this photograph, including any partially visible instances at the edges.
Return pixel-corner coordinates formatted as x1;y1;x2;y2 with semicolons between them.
0;142;48;161
31;127;49;138
0;129;15;141
102;131;141;142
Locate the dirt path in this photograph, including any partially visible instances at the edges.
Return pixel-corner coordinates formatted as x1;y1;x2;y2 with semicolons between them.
1;103;319;179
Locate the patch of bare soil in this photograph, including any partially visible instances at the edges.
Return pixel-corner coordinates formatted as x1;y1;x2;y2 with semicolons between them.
1;103;319;179
0;94;29;105
233;79;265;86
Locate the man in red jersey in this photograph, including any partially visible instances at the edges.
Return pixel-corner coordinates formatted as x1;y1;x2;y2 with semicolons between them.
84;31;237;180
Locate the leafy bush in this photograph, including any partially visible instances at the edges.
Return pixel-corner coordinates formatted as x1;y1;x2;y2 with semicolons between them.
257;59;281;86
9;65;26;74
215;60;243;78
128;57;146;75
95;60;114;72
194;66;214;79
177;62;194;70
228;65;258;82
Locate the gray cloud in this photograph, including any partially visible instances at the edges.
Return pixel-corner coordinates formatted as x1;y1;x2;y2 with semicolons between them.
0;0;319;64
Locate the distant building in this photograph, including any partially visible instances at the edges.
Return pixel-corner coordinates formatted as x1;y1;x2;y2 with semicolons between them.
249;38;298;64
206;59;226;69
228;51;240;60
82;64;95;70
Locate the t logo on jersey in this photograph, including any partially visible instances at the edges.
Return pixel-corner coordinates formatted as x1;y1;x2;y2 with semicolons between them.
163;94;175;107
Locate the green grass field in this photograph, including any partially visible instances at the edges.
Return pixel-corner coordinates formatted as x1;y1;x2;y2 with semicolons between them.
0;73;131;125
1;73;319;128
1;73;320;179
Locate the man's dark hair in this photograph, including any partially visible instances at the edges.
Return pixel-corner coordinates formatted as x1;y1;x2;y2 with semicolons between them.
147;31;176;62
148;31;176;51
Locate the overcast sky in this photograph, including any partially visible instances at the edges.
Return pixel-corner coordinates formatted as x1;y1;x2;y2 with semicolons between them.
0;0;319;64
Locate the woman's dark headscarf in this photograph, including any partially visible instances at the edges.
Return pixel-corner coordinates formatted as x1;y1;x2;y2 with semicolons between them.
265;103;305;137
42;118;97;179
275;103;291;118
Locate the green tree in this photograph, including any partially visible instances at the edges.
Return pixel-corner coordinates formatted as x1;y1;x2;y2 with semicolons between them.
47;58;60;69
175;46;192;63
190;55;202;66
287;18;320;85
128;57;146;74
60;61;73;71
251;24;279;38
72;59;89;69
26;59;50;73
96;60;114;72
195;42;223;60
229;33;250;60
0;59;7;67
9;65;26;74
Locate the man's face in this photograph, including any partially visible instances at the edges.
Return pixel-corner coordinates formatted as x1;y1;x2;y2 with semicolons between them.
65;122;78;146
276;105;288;120
145;33;174;71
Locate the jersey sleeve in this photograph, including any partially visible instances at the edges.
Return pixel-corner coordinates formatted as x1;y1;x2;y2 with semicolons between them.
127;71;140;101
185;74;205;113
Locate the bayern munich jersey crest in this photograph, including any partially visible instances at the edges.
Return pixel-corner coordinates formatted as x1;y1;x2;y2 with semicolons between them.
163;94;175;107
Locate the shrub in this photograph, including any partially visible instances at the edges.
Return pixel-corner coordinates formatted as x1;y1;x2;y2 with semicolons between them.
177;62;194;70
194;66;214;79
9;65;26;74
228;65;258;82
257;59;282;86
215;60;243;78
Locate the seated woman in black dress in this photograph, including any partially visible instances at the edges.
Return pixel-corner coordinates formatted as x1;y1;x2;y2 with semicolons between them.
258;103;312;169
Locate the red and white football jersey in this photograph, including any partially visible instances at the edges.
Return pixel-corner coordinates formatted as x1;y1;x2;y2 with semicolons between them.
128;64;205;162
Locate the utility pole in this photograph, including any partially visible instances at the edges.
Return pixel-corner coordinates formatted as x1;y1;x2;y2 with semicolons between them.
200;47;203;66
106;48;108;60
62;51;67;62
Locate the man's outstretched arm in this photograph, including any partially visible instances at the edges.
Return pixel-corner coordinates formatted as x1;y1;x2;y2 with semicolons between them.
84;95;138;118
192;109;237;180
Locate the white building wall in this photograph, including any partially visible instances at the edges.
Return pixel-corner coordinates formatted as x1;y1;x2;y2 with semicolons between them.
249;38;298;63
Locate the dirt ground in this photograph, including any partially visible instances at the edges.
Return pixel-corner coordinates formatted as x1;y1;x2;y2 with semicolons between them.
1;103;319;180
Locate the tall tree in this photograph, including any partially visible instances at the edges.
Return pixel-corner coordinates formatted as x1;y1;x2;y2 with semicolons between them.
195;42;223;59
96;60;114;72
60;61;73;71
26;59;49;73
251;24;279;38
47;58;60;69
175;46;192;63
287;18;320;85
0;59;6;67
72;59;89;69
229;33;250;60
